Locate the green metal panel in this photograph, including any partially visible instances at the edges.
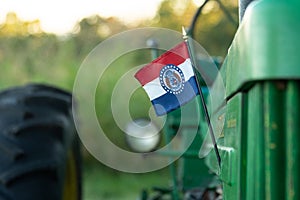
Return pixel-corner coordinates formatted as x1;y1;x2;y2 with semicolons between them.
161;91;215;198
158;1;300;199
179;130;213;191
220;0;300;98
207;1;300;199
285;81;300;200
209;8;300;196
218;94;244;200
217;81;300;199
244;84;265;200
264;82;285;200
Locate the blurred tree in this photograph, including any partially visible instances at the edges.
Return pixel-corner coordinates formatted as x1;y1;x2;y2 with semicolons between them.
0;12;43;36
71;15;128;56
150;0;238;57
152;0;198;30
194;0;238;56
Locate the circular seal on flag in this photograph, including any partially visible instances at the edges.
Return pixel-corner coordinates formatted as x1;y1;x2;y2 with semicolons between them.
159;64;185;94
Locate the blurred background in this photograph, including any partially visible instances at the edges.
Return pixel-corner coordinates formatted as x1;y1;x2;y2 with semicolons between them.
0;0;238;199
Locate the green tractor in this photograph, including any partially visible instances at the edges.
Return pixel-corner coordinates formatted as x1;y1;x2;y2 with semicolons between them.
135;0;300;199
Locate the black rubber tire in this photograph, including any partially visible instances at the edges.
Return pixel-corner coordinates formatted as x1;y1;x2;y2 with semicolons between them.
0;84;81;200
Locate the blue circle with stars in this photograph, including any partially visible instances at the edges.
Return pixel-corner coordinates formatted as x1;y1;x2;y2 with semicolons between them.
159;64;185;95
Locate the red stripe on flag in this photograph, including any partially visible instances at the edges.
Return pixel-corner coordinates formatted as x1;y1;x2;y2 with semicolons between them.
135;42;190;86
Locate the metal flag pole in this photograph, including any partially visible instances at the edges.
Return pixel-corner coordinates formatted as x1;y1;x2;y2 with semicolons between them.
182;27;221;167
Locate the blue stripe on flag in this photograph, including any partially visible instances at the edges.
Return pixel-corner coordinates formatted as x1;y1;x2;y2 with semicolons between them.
151;76;199;116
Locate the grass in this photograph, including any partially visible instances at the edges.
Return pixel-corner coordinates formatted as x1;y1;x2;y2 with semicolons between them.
82;158;171;200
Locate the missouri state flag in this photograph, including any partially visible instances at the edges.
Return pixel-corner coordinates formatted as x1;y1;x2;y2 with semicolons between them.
134;42;200;116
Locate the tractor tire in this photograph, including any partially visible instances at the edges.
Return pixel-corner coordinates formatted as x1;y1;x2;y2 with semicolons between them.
0;84;81;200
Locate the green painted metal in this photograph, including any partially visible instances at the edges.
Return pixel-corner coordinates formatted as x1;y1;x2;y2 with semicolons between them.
161;90;216;198
178;91;216;192
204;0;300;199
221;0;300;98
207;80;300;200
219;94;243;200
285;82;300;200
178;127;213;191
147;1;300;199
264;82;285;200
243;81;300;200
244;84;265;200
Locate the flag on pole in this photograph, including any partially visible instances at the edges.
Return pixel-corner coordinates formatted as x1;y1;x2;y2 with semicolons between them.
134;42;199;116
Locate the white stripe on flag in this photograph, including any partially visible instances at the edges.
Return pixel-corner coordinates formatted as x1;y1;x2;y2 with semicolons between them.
180;59;194;80
143;58;196;101
143;78;166;101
